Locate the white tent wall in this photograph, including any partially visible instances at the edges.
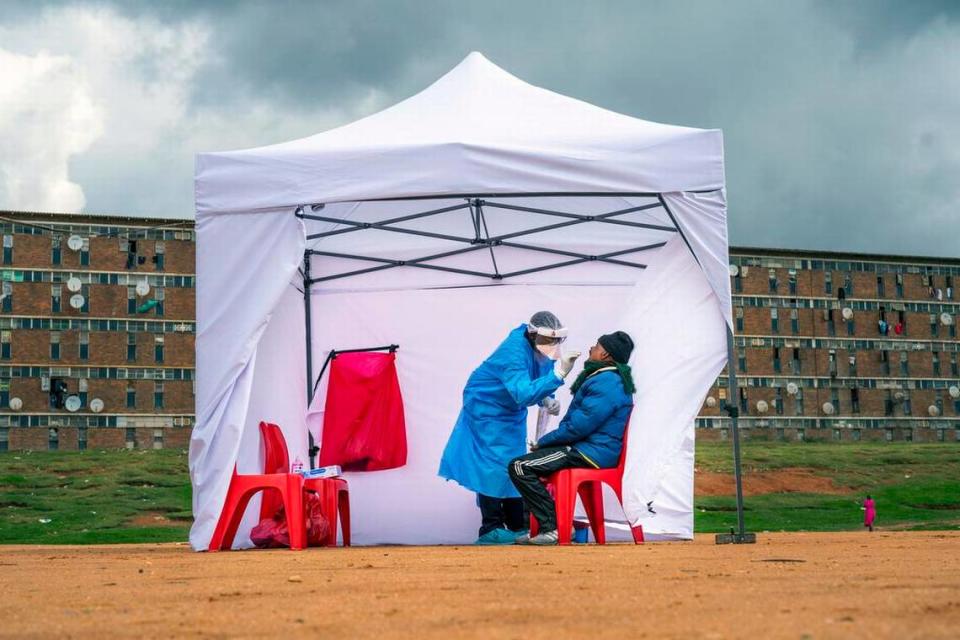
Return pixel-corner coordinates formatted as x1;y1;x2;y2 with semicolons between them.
304;234;725;545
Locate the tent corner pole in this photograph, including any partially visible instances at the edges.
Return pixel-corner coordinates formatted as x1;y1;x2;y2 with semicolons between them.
304;250;317;470
717;326;756;544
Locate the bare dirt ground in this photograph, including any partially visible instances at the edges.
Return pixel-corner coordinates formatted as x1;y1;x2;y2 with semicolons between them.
2;532;958;639
695;467;850;496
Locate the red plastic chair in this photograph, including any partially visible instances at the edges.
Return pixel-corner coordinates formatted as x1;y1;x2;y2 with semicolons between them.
530;416;644;545
259;422;351;547
207;459;306;551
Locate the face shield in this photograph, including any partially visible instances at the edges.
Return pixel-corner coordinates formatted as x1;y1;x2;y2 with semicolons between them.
528;324;568;360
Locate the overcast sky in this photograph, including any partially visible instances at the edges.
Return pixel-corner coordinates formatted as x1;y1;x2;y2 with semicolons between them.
1;1;957;256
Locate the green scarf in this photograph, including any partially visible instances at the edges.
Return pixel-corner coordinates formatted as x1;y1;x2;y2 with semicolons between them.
569;359;636;395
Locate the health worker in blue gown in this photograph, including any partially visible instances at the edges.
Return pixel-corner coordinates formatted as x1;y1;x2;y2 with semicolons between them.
439;311;581;545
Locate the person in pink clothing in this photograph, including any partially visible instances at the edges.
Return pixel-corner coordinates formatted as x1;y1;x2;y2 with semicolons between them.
862;495;876;532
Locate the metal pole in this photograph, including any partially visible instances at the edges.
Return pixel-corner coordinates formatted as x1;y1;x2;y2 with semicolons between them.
303;250;317;470
717;326;756;544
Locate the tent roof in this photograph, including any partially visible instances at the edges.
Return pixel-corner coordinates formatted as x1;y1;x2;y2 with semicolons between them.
195;52;724;215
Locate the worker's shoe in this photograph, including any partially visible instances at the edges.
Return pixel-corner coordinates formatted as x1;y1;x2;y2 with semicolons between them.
523;529;559;545
475;528;518;545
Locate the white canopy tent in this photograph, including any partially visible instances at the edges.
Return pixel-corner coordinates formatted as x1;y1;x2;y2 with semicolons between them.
190;52;740;550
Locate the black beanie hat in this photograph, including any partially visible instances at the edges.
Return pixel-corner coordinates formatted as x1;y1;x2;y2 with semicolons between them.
598;331;634;364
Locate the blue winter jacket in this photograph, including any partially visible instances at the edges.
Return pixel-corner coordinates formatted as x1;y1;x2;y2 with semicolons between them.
537;368;633;469
439;325;563;497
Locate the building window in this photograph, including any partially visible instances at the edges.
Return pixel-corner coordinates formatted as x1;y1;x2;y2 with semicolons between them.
154;335;165;363
885;429;894;442
768;269;778;293
880;350;890;376
790;308;799;334
154;382;164;409
80;285;89;314
826;308;836;336
78;378;88;407
126;385;136;409
738;351;746;373
833;429;842;441
0;427;7;451
774;387;784;415
884;390;895;416
846;318;855;336
899;351;909;377
772;347;782;373
844;274;853;296
127;286;137;314
155;287;165;316
828;350;838;377
125;427;136;449
876;275;885;297
895;274;903;298
79;332;89;360
78;427;87;451
48;428;59;451
51;235;62;265
852;429;861;441
951;353;958;377
935;391;944;417
831;387;841;414
796;429;805;442
1;282;11;312
153;428;164;449
2;235;12;264
0;383;8;408
127;333;137;361
735;307;744;333
80;238;89;266
897;310;906;334
824;271;832;294
739;388;748;413
791;348;801;375
770;307;779;333
850;387;860;414
933;351;941;376
733;271;742;293
902;394;912;416
154;241;165;271
848;354;857;377
51;285;62;313
930;314;939;337
50;331;61;360
788;271;797;295
1;331;10;359
794;389;804;415
946;275;954;300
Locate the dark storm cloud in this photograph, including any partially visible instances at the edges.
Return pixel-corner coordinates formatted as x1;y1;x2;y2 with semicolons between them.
3;1;959;257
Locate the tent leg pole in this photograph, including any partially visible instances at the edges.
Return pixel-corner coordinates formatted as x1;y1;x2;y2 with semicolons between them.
716;327;756;544
304;250;317;470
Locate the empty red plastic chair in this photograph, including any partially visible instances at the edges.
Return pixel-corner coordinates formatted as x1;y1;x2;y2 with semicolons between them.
208;463;306;552
260;422;351;547
531;418;644;545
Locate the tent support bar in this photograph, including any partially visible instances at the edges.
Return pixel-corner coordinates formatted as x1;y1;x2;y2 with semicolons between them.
303;250;318;470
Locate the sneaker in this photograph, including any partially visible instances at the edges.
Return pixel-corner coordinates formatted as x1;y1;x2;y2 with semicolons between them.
524;530;559;545
475;528;516;545
513;530;531;544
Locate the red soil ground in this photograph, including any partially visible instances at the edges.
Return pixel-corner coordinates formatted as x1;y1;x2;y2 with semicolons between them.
2;532;958;639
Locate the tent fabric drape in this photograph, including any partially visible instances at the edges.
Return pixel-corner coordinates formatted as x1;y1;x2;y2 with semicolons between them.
190;52;731;549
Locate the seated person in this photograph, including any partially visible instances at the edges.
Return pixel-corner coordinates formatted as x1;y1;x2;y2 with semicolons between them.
508;331;635;545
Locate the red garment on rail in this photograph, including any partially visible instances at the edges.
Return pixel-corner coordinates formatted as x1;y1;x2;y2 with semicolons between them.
318;351;407;471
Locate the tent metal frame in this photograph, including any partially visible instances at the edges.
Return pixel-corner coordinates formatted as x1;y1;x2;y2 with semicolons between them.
295;192;752;543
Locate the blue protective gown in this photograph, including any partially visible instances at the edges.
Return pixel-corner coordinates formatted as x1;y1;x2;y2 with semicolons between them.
438;325;563;498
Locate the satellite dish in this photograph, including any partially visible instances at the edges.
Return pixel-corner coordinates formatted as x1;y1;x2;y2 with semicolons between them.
822;402;835;415
705;396;717;408
786;382;799;396
65;395;82;412
756;400;769;414
135;280;151;296
729;264;739;277
841;307;853;320
67;235;84;251
928;405;941;417
941;313;954;326
90;398;104;413
9;397;22;411
949;385;960;399
69;294;85;309
66;276;82;292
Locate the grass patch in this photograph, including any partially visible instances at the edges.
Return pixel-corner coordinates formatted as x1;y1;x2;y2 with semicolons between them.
0;442;958;543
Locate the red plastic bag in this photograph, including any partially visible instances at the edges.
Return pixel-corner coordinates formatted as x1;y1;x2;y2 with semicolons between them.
318;351;407;471
250;492;330;549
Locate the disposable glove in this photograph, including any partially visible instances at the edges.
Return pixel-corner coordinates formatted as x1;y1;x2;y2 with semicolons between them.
554;350;581;379
541;397;561;416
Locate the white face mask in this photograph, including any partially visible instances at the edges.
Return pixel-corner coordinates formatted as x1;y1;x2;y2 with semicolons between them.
536;343;561;360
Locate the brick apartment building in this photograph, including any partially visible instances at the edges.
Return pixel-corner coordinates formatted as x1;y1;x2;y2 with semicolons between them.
0;211;957;450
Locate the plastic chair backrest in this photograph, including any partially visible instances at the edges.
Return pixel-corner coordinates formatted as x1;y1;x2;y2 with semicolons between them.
615;408;634;475
259;421;290;474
